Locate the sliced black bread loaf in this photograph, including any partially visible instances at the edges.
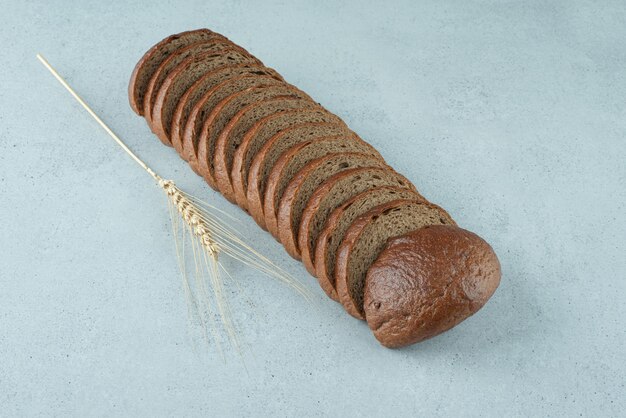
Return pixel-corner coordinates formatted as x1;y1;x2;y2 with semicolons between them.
143;40;247;127
213;97;320;202
277;153;387;259
151;49;262;145
171;65;284;156
128;29;225;115
298;167;421;275
264;136;382;238
130;29;501;349
314;187;422;301
184;76;286;172
335;200;455;319
231;108;347;210
247;122;353;228
196;85;310;188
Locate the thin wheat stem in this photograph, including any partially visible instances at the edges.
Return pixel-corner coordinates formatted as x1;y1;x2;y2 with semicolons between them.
37;54;160;181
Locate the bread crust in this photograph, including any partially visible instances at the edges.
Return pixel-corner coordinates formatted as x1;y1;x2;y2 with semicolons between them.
148;48;263;146
246;123;347;227
262;136;380;238
128;29;224;115
195;85;303;188
364;225;501;348
170;65;283;157
277;153;386;259
144;39;245;133
314;187;422;301
186;77;284;176
231;108;342;211
213;97;315;202
298;168;419;276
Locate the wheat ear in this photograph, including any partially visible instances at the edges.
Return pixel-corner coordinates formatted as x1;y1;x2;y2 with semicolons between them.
37;54;314;353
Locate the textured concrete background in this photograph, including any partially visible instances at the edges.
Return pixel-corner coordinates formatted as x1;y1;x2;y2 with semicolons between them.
1;0;625;416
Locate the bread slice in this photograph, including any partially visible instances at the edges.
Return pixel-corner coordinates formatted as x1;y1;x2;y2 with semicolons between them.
298;167;420;276
231;108;346;210
335;200;455;319
314;187;422;301
247;123;353;228
184;76;286;172
264;136;382;238
171;65;283;157
196;85;310;188
128;29;225;116
213;97;319;202
144;40;246;128
151;48;262;145
277;153;387;259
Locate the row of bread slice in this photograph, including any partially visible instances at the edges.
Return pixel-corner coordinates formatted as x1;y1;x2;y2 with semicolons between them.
128;29;500;347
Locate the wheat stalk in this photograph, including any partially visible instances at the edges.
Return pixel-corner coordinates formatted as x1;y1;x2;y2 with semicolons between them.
37;54;314;354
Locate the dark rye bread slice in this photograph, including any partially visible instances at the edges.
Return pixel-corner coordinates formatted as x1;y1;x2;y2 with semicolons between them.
143;40;247;128
298;167;421;276
185;76;286;172
231;108;347;210
335;200;455;319
128;29;225;115
277;153;387;259
213;97;319;202
151;48;262;145
314;187;422;301
196;85;310;188
264;136;382;238
247;122;353;228
171;65;284;156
